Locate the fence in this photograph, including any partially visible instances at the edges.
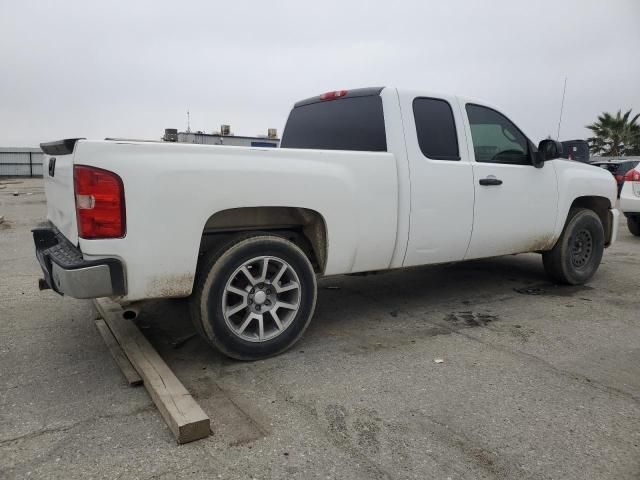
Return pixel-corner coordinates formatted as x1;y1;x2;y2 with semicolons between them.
0;148;44;177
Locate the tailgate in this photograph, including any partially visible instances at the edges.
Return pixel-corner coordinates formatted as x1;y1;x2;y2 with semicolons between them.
40;139;83;245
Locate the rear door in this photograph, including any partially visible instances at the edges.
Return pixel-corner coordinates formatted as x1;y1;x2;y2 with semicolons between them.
461;102;558;258
41;140;80;244
399;92;475;266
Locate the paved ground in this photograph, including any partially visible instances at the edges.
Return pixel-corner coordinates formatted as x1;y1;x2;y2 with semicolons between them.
1;178;639;480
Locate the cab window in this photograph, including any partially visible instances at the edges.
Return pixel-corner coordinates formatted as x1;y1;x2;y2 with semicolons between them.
281;95;386;152
466;104;531;165
413;97;460;160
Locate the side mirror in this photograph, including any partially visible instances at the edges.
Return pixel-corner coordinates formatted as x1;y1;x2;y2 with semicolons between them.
537;139;563;163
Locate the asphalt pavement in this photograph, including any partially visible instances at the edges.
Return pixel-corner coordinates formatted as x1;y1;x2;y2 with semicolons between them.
1;178;639;479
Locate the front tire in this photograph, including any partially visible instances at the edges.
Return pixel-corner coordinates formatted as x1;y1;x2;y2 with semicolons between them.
190;235;317;360
628;216;640;236
542;208;604;285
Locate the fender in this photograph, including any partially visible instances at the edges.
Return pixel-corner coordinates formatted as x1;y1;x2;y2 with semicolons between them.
551;159;618;243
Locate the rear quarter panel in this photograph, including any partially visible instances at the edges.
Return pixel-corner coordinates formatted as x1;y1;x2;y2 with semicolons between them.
73;141;398;302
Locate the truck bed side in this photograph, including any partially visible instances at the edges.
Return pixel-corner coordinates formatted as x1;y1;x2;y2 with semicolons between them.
72;141;399;301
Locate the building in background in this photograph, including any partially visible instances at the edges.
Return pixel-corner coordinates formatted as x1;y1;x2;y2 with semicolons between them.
0;147;44;177
163;125;279;148
1;125;280;177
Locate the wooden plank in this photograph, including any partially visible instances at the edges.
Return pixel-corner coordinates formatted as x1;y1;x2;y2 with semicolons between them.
95;319;143;386
94;298;210;444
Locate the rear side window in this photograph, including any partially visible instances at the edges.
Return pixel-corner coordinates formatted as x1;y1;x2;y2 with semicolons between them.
598;163;617;173
413;98;460;160
280;96;387;152
616;161;640;174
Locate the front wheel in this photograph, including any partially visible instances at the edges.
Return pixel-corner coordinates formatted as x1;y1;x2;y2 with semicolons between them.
190;235;317;360
628;216;640;236
542;208;604;285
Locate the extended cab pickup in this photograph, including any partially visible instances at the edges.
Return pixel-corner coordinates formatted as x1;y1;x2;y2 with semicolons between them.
35;87;619;359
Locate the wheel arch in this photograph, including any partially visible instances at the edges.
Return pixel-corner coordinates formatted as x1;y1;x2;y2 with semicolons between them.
198;206;328;274
567;196;613;246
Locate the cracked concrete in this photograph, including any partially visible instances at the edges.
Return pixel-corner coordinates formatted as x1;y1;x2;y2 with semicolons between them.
1;178;640;479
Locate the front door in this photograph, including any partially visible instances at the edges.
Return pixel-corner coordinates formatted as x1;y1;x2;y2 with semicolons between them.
461;102;558;259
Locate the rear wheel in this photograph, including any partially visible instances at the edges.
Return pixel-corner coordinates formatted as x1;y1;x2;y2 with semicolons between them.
628;216;640;236
542;208;604;285
190;235;317;360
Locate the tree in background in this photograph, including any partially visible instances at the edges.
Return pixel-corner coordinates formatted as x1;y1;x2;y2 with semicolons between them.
586;110;640;156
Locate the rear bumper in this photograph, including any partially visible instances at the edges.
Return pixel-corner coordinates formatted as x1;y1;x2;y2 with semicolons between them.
33;222;126;299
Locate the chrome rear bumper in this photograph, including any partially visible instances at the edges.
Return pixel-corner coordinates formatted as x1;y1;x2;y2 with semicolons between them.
33;223;126;299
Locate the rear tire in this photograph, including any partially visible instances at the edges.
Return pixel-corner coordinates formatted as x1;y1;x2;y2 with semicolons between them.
628;216;640;236
542;208;604;285
190;235;317;360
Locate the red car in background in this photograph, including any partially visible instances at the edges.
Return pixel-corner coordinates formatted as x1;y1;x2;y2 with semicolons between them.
591;159;640;196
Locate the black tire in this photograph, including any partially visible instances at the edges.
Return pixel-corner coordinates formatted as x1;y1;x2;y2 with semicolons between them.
542;208;604;285
628;216;640;236
190;235;317;360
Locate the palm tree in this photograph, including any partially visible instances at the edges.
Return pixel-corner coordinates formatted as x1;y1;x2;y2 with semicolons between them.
586;109;640;156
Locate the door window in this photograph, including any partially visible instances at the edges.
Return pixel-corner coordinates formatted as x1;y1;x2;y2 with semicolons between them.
413;98;460;160
466;104;531;165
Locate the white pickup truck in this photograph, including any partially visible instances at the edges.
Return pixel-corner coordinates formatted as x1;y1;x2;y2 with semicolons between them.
35;87;619;359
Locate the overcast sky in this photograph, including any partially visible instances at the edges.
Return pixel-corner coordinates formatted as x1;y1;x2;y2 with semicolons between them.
1;0;638;147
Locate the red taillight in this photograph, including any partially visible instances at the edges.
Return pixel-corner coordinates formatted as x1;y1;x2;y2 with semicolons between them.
624;169;640;182
320;90;348;101
74;165;125;239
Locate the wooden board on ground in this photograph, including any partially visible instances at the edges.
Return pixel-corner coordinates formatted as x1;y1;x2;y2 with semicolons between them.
95;318;143;386
94;298;210;444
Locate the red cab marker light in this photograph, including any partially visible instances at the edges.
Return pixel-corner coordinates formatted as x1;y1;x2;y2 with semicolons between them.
320;90;348;101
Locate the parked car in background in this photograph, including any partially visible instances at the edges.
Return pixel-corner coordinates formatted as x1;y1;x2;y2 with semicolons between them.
619;163;640;236
591;159;640;196
560;139;590;163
